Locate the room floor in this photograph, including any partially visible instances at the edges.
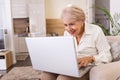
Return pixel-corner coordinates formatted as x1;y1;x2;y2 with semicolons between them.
14;55;32;67
0;55;32;79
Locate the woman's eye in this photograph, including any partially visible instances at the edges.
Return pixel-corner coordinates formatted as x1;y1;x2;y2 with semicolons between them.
64;24;67;26
69;23;74;26
64;23;75;27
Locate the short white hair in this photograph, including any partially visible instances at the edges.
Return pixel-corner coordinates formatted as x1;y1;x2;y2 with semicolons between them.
61;5;86;22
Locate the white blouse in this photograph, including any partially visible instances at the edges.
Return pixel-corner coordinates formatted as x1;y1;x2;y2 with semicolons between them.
64;23;112;65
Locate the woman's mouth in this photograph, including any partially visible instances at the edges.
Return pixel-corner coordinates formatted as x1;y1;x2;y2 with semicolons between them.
69;30;76;35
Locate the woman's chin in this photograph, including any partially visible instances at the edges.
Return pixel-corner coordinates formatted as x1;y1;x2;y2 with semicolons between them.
70;33;76;36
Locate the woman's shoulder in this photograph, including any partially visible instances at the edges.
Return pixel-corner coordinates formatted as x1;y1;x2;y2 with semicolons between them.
86;23;102;32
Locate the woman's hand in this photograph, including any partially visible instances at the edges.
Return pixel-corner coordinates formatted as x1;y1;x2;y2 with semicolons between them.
77;56;95;68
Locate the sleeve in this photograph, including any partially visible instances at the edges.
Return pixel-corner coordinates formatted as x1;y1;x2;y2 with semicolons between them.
64;31;67;36
93;28;112;65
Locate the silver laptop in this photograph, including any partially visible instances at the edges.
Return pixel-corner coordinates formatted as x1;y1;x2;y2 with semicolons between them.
25;36;80;77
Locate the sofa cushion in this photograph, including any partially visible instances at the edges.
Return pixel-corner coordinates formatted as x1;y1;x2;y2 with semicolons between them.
109;41;120;61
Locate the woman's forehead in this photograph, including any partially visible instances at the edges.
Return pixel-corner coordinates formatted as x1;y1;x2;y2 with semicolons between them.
62;15;76;21
62;19;76;24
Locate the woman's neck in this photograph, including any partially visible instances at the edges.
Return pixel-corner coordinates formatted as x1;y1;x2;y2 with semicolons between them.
76;24;85;45
76;34;83;45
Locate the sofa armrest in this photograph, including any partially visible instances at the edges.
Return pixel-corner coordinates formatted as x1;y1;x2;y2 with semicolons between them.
90;61;120;80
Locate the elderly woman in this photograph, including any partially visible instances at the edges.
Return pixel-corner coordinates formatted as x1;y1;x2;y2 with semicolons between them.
41;5;112;80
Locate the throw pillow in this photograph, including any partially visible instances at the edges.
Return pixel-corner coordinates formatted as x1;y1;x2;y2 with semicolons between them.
109;41;120;62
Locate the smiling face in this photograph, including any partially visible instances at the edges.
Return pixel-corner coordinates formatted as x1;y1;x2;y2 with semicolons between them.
63;19;84;37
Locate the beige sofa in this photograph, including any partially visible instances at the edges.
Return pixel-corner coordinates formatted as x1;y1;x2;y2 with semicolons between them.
89;36;120;80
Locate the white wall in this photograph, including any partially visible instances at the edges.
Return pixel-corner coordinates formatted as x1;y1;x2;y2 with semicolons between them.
45;0;69;19
2;0;16;63
110;0;120;15
28;0;46;35
0;1;6;28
